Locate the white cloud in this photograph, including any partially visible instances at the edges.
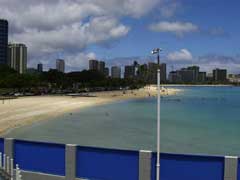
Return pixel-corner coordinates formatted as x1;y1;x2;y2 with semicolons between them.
167;49;193;61
159;0;181;18
65;52;96;71
0;0;160;69
0;0;160;32
11;16;130;58
149;21;199;37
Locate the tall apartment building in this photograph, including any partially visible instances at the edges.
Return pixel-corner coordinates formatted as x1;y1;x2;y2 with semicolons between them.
187;66;199;82
98;61;105;73
169;71;179;83
198;72;206;82
0;19;8;64
8;43;27;74
37;63;43;72
111;66;121;79
168;66;207;83
89;60;99;71
148;62;167;83
89;60;106;74
178;68;196;83
160;63;167;83
148;62;159;83
137;64;148;79
124;65;135;79
213;69;227;82
104;67;109;77
56;59;65;73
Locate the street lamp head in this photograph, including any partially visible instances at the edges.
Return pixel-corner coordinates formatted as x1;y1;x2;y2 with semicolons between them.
151;48;162;54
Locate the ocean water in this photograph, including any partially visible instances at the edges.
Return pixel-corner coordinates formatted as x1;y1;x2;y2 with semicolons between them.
4;86;240;156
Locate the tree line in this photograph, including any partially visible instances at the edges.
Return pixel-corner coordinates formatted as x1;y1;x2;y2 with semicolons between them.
0;65;146;94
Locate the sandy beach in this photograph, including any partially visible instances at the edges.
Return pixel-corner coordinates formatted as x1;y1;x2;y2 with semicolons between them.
0;87;181;135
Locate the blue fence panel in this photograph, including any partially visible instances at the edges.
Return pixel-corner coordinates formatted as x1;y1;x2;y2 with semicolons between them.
0;138;4;153
76;146;139;180
237;158;240;180
14;140;65;176
151;153;224;180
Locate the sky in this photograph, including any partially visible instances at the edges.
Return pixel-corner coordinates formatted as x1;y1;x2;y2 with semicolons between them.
1;0;240;73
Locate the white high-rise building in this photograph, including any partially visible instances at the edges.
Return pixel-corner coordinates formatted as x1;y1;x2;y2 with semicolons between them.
8;43;27;74
56;59;65;73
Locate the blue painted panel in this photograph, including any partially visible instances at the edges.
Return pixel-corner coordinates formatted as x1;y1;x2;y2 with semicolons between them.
151;153;224;180
237;158;240;180
14;140;65;176
0;138;4;153
76;146;139;180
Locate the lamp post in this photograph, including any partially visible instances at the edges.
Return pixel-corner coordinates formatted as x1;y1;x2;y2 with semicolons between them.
152;48;162;180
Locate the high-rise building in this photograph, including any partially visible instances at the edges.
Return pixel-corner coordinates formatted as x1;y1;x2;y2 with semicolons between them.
37;63;43;72
213;69;227;82
0;19;8;64
56;59;65;73
160;63;167;83
104;67;109;77
137;64;148;82
169;71;179;83
187;66;199;82
147;62;166;83
111;66;121;79
98;61;105;73
89;60;106;73
8;43;27;74
89;60;99;71
137;64;148;79
124;65;135;79
177;68;195;83
168;66;207;83
198;72;206;82
172;66;201;83
148;62;159;83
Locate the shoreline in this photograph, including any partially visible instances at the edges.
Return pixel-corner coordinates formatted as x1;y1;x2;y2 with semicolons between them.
0;87;181;136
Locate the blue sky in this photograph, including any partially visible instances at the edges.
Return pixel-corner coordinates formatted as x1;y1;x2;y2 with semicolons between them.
90;0;239;58
1;0;240;73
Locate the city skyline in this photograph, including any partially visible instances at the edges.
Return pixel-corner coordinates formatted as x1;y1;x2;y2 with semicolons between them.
0;1;239;73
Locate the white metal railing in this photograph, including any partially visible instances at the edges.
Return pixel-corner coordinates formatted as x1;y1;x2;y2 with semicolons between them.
0;152;22;180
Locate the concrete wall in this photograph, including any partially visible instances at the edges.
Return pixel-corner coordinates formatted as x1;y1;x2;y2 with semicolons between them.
0;138;239;180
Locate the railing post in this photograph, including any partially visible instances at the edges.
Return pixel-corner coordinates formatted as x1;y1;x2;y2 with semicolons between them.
16;164;19;180
0;152;2;169
6;156;10;173
224;156;238;180
4;138;14;159
139;150;152;180
65;144;77;180
10;158;14;180
3;154;6;171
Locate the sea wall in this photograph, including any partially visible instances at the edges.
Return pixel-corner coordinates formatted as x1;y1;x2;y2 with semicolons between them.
0;138;238;180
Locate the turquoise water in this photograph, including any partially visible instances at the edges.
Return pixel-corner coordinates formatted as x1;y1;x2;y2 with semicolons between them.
4;87;240;156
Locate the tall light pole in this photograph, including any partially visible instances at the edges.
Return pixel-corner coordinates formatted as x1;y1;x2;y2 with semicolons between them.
152;48;162;180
